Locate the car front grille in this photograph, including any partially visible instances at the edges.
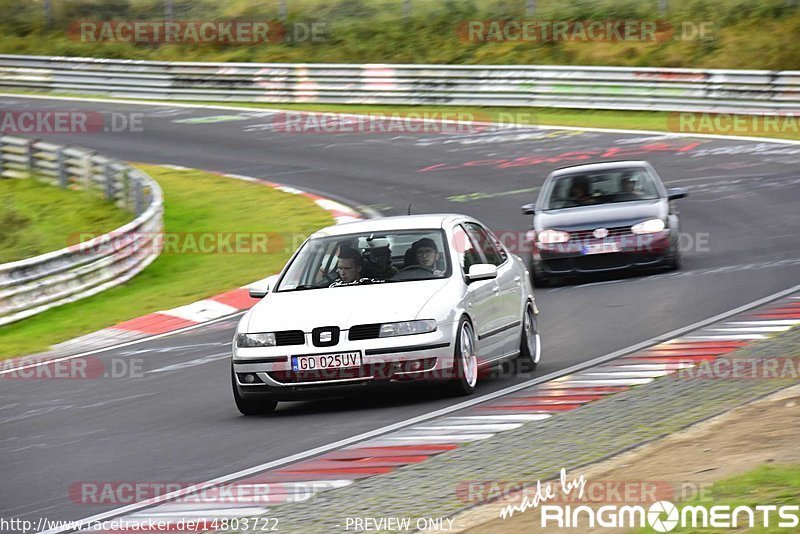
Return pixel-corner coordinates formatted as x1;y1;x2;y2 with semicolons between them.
568;226;631;240
348;323;382;341
275;330;306;346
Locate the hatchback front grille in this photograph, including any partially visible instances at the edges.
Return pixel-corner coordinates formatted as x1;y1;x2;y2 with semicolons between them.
568;226;631;240
348;323;382;341
275;330;306;346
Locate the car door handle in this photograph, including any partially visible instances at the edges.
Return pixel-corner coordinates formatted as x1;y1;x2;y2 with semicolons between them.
492;286;500;293
513;276;521;282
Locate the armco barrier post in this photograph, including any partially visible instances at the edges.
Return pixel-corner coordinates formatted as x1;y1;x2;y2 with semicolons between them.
56;146;67;188
135;177;144;216
24;138;33;174
104;161;113;199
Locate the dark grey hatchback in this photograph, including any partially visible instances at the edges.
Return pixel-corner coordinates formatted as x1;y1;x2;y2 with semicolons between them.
521;160;688;287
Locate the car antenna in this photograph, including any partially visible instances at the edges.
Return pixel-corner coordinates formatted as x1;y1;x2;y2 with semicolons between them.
407;202;413;215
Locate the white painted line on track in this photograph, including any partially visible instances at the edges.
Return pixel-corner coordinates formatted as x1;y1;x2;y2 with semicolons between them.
552;378;655;386
4;92;800;146
725;320;800;326
147;352;230;374
39;285;800;533
578;370;675;378
708;326;793;332
0;310;246;377
444;414;553;422
683;334;768;340
411;424;523;432
381;434;496;442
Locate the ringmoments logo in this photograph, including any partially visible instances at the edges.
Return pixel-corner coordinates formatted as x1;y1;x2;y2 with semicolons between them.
497;469;800;531
538;501;799;530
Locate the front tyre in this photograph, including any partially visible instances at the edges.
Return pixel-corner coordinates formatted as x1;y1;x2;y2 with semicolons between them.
666;241;682;271
516;303;541;373
231;368;278;415
447;317;478;396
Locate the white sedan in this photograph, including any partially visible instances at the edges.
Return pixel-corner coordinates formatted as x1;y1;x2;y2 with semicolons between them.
231;214;541;415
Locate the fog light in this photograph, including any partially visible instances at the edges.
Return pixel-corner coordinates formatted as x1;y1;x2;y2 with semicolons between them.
243;373;256;384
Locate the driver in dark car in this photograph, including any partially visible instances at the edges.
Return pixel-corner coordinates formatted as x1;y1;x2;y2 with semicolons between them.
620;172;646;199
409;238;445;276
569;177;596;205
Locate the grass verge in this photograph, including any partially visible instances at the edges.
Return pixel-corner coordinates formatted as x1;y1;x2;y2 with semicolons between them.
645;463;800;533
0;177;130;264
0;164;333;360
3;89;800;142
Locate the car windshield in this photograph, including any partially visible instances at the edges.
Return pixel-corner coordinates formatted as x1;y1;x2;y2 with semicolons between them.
275;229;451;291
543;168;660;210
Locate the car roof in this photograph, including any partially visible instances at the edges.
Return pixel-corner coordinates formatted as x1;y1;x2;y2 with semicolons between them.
550;160;652;177
309;213;470;238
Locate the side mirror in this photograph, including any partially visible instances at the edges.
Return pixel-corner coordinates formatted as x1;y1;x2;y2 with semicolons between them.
466;263;498;283
521;203;536;215
248;275;279;299
667;187;688;200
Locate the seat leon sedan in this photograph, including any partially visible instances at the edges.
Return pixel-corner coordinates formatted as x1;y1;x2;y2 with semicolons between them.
231;214;541;415
521;160;688;287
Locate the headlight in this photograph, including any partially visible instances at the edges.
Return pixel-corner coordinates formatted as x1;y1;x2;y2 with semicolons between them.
379;319;437;337
236;333;276;347
631;219;666;234
537;229;570;244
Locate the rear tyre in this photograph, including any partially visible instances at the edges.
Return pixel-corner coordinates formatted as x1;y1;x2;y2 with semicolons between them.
231;368;278;415
447;317;478;396
516;303;541;373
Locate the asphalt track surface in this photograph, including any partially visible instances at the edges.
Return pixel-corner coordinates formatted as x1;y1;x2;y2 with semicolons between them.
2;96;800;526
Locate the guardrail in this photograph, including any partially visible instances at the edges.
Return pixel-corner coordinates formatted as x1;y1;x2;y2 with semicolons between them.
1;54;799;114
0;135;163;326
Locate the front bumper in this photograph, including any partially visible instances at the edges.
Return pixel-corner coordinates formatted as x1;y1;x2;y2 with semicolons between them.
232;324;456;399
532;231;673;276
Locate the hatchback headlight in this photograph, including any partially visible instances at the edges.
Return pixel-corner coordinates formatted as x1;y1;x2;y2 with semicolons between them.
236;333;277;347
379;319;437;337
631;219;666;234
537;229;570;244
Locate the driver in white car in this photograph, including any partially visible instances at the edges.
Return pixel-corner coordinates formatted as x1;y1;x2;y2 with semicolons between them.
410;238;445;276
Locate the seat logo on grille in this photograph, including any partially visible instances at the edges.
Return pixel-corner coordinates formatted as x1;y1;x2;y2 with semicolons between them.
319;331;333;343
593;228;609;238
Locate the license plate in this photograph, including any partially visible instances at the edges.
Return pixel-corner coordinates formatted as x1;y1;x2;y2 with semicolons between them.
582;242;621;255
291;351;361;371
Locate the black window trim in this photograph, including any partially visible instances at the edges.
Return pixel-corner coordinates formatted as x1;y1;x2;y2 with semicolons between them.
463;222;509;269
